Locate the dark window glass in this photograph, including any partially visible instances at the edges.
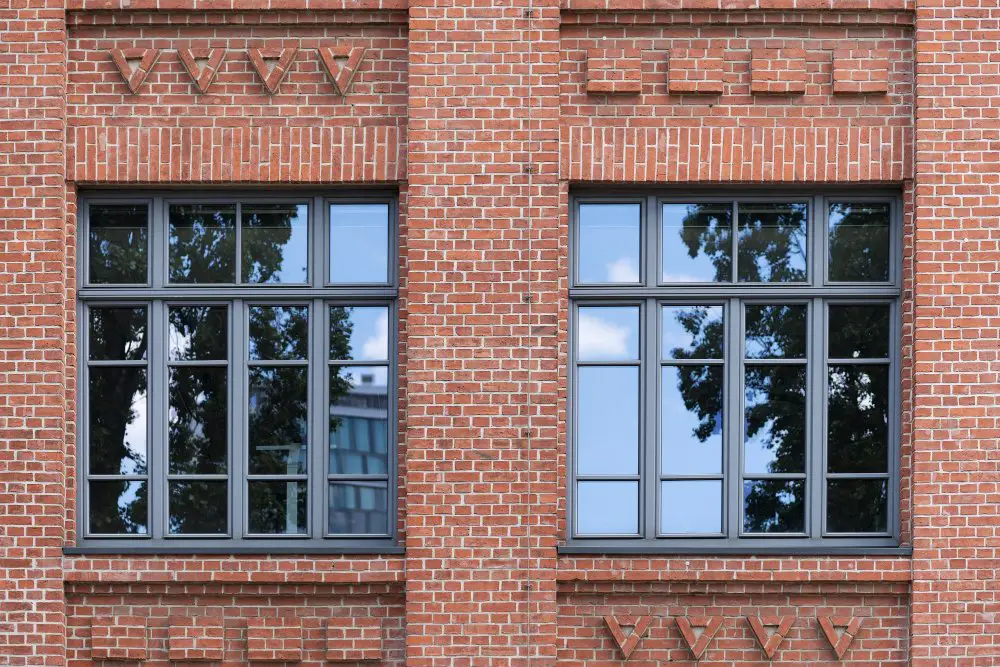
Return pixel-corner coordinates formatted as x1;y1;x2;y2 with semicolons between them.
662;305;723;360
169;306;228;361
248;480;308;534
578;306;639;361
829;305;890;359
330;204;390;284
745;304;807;359
578;203;641;284
737;202;808;283
330;306;390;361
248;367;308;475
249;306;309;360
88;367;147;475
827;478;888;533
661;480;722;534
577;481;639;535
169;367;228;474
743;479;805;533
828;203;890;282
89;307;147;361
88;204;148;285
662;203;732;283
242;203;309;284
744;365;806;474
169;204;237;283
330;367;389;475
661;365;723;475
577;366;639;476
328;482;389;535
827;365;889;474
168;481;228;534
89;480;148;535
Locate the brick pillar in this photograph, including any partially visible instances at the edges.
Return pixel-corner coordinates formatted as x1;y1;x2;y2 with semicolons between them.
405;0;561;662
912;2;1000;664
0;0;68;664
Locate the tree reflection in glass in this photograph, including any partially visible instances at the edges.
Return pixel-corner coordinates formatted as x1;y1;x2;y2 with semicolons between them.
169;204;237;283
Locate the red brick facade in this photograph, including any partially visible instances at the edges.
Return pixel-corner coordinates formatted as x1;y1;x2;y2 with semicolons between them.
0;0;995;664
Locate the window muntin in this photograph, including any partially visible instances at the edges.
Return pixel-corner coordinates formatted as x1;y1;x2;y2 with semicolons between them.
571;194;900;549
79;194;397;549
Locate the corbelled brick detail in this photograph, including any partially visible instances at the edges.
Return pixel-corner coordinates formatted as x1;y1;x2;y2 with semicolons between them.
168;615;226;662
668;48;725;94
751;47;807;94
833;48;890;94
586;47;643;94
326;616;382;662
747;615;796;659
109;48;161;93
246;616;303;662
91;615;148;661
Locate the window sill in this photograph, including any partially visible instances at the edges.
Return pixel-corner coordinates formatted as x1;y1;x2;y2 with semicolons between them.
64;543;405;555
558;544;911;556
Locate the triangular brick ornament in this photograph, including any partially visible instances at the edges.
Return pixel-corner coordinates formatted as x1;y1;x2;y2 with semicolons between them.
818;616;863;660
247;47;298;94
603;615;651;660
317;46;366;96
747;616;795;660
675;616;723;660
177;48;227;94
109;48;161;93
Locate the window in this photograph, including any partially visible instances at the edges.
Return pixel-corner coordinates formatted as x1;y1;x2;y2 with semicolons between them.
570;193;900;550
79;193;398;550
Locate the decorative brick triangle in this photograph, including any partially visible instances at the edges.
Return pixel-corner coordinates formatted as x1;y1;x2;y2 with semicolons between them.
675;616;723;660
818;616;863;660
317;46;366;96
247;47;298;94
603;615;651;660
177;48;227;94
109;48;161;94
747;616;795;660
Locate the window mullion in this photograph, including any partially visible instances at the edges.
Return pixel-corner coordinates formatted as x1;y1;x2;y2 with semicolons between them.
150;299;166;540
725;297;742;540
231;299;246;539
809;298;826;539
311;298;326;539
643;297;657;540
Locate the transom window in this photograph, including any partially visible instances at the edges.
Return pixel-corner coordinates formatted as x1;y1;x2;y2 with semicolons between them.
79;193;397;550
570;193;900;550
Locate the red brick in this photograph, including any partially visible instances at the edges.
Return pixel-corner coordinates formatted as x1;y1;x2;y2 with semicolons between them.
833;47;891;94
326;616;382;662
168;615;226;662
246;616;303;662
91;615;148;661
668;48;725;94
586;47;643;94
751;47;808;94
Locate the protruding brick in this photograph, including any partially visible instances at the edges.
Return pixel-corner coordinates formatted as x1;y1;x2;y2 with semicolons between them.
668;48;725;94
747;616;795;659
833;48;890;94
109;48;161;94
819;615;864;660
586;47;642;94
247;616;303;662
326;616;382;662
168;615;226;662
750;47;807;94
91;615;148;661
177;48;228;94
247;47;298;94
675;616;724;659
318;46;367;96
603;615;651;659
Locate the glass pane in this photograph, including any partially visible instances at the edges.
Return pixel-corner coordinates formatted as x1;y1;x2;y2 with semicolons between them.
744;365;806;474
578;203;641;284
577;306;639;361
168;481;228;535
169;367;228;474
330;306;390;361
330;366;389;475
829;203;890;282
249;306;308;361
88;204;148;284
329;203;390;284
576;481;638;535
661;480;722;534
737;202;808;283
169;306;228;361
242;203;309;284
328;482;389;535
661;365;723;475
88;367;147;475
662;305;724;360
827;478;888;533
829;305;890;359
89;480;148;535
745;304;807;359
248;367;308;475
248;480;308;534
828;365;889;474
577;366;639;476
743;479;805;533
168;204;237;283
661;203;732;283
88;307;146;361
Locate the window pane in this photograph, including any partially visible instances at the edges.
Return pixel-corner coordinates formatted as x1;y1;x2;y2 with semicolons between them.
661;480;722;534
829;305;890;359
242;203;309;284
662;203;732;283
577;481;638;535
737;202;807;283
745;304;807;359
743;479;805;533
88;204;148;284
828;365;889;474
249;306;308;360
577;366;639;476
578;203;641;284
577;306;639;361
329;203;390;283
89;480;148;535
329;482;389;535
661;365;723;475
168;481;228;535
247;480;308;534
169;306;228;361
744;365;806;474
89;307;146;361
169;367;228;474
330;366;389;475
662;305;724;360
169;204;237;283
827;478;888;533
248;367;308;475
829;203;890;282
88;367;147;475
330;306;390;361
